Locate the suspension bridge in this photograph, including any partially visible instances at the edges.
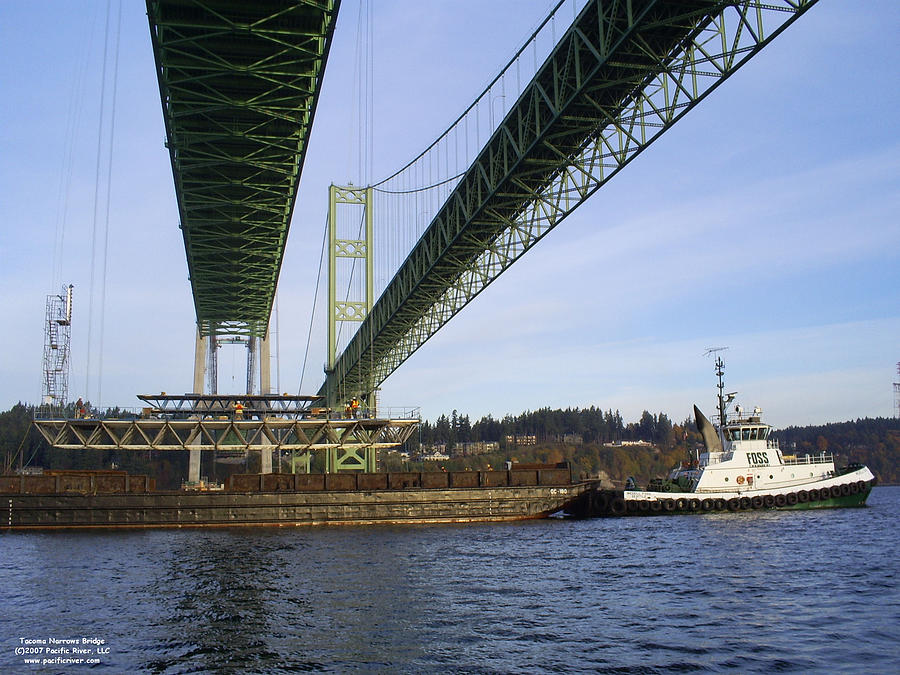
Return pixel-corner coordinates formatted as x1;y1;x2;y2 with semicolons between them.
33;0;821;481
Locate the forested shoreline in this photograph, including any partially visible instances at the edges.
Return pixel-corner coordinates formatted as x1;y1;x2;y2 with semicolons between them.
2;402;897;487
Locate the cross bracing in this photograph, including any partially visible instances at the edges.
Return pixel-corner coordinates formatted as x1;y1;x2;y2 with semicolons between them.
32;417;418;453
326;0;818;399
147;0;340;338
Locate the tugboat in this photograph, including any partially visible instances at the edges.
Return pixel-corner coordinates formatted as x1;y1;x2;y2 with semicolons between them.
620;355;876;515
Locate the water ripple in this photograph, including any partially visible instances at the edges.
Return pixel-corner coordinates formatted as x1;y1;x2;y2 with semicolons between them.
1;488;899;673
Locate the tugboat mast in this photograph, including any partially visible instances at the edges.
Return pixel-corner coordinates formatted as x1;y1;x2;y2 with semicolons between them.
705;347;731;428
715;356;727;428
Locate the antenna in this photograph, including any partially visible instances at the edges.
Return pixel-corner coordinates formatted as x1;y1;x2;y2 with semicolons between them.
704;347;729;427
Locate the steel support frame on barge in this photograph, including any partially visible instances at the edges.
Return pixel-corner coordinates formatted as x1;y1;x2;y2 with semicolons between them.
32;394;419;480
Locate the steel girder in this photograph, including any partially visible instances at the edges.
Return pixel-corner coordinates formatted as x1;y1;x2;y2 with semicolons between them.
327;0;818;397
32;417;417;452
147;0;340;338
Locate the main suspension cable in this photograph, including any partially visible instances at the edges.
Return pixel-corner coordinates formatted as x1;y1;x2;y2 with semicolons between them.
369;0;566;188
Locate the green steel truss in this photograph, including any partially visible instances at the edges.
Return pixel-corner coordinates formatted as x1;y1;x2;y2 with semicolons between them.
327;0;818;398
147;0;340;338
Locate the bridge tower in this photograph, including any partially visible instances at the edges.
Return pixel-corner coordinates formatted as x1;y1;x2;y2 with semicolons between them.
189;326;275;484
326;184;376;472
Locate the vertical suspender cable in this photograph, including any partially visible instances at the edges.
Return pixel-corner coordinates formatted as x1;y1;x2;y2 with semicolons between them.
51;4;98;293
96;0;122;408
299;215;328;395
275;291;281;394
85;0;112;406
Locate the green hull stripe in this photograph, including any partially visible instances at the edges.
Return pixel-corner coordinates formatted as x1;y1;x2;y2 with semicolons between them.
623;487;872;516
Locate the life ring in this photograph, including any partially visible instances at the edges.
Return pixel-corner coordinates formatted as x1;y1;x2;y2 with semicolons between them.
751;495;764;509
786;492;798;506
736;475;745;485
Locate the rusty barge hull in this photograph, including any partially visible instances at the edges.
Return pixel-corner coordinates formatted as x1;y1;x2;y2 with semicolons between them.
3;486;588;529
2;469;590;530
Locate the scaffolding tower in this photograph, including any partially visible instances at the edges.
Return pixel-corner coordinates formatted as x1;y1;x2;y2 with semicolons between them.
41;285;73;410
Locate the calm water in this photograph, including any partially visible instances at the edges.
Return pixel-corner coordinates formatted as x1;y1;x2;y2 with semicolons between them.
2;487;899;674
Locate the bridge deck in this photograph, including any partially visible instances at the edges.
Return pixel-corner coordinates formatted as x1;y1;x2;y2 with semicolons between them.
147;0;340;338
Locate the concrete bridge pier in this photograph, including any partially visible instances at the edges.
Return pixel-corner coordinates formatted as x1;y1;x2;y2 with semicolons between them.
188;328;206;484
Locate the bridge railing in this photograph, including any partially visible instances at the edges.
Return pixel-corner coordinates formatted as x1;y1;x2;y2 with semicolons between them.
34;405;420;422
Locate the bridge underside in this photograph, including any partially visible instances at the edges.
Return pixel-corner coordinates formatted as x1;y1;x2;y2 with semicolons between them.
147;0;340;338
327;0;817;398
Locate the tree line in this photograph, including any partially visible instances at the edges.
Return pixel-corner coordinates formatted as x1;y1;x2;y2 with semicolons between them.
411;407;898;484
419;407;681;448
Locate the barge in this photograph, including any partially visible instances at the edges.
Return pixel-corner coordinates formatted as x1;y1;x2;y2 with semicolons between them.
2;467;592;530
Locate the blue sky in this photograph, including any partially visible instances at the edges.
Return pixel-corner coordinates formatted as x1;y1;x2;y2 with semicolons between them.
1;1;898;429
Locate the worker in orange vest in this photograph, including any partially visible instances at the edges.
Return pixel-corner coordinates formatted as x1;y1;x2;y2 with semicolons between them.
234;401;244;420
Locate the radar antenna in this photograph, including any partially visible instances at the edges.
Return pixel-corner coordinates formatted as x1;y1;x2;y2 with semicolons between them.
705;347;729;427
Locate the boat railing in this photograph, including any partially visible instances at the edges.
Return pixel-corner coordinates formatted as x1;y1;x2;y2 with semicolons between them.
782;452;834;466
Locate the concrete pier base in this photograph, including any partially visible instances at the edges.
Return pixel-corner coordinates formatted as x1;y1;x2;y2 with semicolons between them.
188;448;201;484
